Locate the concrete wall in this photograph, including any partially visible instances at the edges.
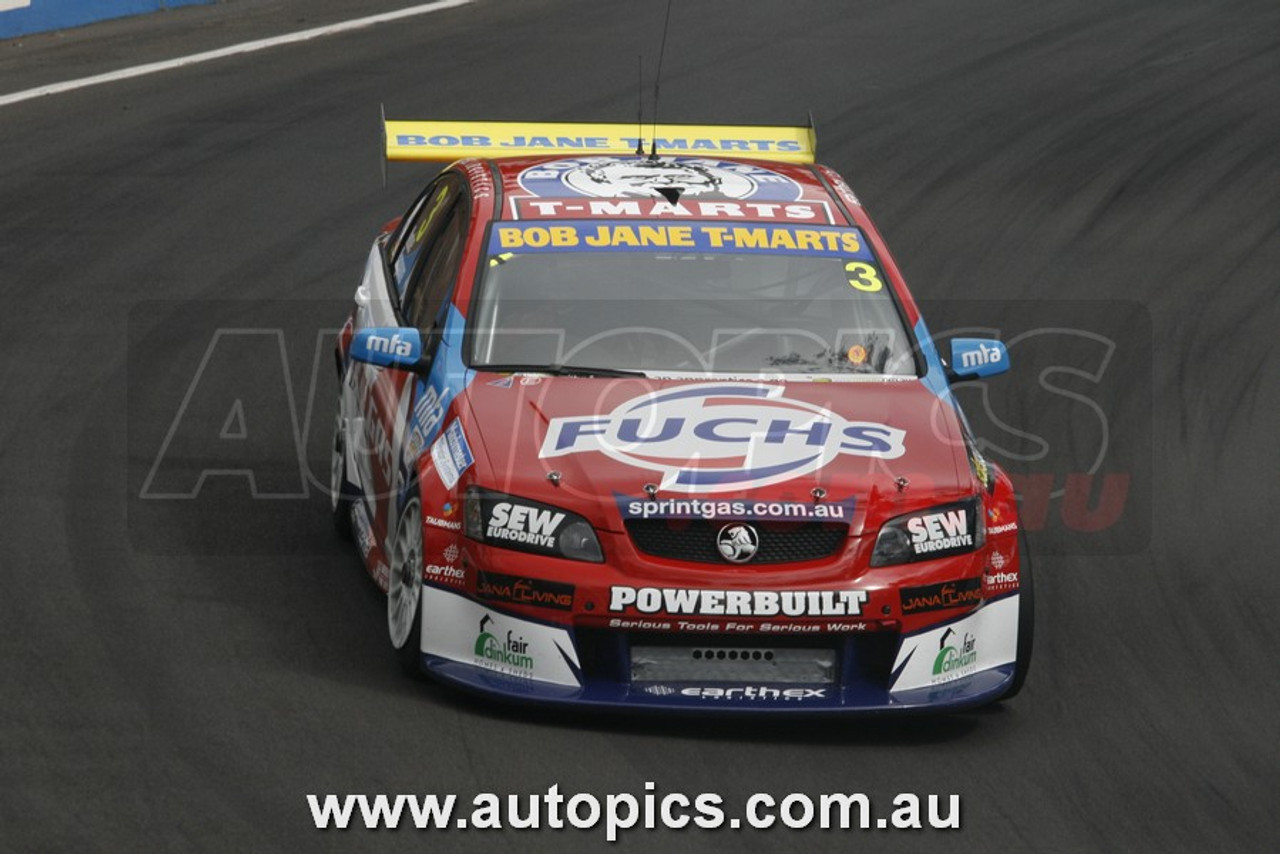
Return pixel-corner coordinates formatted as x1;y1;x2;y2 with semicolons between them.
1;1;215;39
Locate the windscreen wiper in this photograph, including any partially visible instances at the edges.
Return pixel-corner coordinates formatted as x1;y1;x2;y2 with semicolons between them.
472;363;649;378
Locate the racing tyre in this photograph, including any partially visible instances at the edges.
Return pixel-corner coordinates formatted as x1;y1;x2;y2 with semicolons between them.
1000;530;1035;699
387;487;425;676
330;413;355;540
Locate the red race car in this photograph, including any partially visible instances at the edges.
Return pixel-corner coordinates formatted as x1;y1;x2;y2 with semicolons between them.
330;119;1031;712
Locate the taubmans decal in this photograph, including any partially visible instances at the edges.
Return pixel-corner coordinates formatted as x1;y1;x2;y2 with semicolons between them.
540;383;905;493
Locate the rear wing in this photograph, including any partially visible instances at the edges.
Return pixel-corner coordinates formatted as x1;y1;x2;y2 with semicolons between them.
383;120;817;164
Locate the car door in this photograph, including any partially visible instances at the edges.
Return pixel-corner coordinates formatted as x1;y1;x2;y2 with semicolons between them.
357;174;468;543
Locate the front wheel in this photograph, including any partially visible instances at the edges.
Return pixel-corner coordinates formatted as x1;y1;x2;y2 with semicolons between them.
387;489;425;676
330;413;354;540
1000;530;1035;699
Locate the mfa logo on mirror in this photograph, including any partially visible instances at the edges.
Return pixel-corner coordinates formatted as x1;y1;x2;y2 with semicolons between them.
949;338;1010;379
349;328;423;368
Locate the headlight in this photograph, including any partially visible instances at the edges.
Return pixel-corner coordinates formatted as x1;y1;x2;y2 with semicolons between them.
464;487;603;562
870;497;985;567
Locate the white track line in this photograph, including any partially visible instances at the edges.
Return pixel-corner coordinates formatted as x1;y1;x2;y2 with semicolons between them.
0;0;475;108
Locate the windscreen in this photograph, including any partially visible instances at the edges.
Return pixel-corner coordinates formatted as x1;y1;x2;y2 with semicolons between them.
468;221;918;378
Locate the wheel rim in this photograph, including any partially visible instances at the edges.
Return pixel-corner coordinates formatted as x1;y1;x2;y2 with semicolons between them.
387;496;422;650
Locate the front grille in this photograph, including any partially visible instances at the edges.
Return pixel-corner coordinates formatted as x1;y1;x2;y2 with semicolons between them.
625;519;846;564
573;628;897;690
631;643;837;683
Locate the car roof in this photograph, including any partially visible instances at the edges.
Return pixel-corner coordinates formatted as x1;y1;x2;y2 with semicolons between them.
480;155;855;225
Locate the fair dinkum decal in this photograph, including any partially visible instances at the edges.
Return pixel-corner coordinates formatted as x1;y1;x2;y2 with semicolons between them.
421;587;580;686
609;586;868;617
473;614;534;674
890;596;1018;693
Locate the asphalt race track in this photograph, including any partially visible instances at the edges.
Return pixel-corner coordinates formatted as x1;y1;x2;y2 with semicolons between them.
2;0;1278;850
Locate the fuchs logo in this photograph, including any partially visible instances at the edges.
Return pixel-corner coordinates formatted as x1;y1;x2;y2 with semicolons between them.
474;614;534;672
518;157;802;201
540;384;906;493
717;524;759;563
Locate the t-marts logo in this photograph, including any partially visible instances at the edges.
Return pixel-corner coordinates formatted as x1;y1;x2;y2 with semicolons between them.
518;157;802;201
540;383;906;493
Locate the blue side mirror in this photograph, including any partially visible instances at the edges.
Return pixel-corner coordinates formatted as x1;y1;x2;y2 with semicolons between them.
947;338;1009;381
349;327;428;371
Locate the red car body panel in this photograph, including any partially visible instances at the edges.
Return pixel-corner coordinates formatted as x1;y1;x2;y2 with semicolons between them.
334;142;1028;712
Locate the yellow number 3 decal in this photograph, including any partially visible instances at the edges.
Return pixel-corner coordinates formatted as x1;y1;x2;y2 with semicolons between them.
845;261;884;292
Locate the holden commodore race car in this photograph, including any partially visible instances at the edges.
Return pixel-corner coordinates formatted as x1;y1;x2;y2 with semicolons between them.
330;119;1031;712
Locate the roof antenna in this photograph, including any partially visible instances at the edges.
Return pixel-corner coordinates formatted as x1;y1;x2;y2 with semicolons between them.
379;102;388;188
648;0;674;161
635;55;645;156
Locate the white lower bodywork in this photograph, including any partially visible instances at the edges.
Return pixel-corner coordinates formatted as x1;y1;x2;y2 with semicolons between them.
890;595;1019;694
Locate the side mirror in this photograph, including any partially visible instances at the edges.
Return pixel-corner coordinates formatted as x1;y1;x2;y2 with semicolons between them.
946;338;1009;382
349;327;431;372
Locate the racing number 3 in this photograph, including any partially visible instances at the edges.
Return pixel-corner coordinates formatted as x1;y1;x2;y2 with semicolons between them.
845;261;884;292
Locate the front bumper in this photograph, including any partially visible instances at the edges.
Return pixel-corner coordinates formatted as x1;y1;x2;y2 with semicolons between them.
416;585;1020;714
